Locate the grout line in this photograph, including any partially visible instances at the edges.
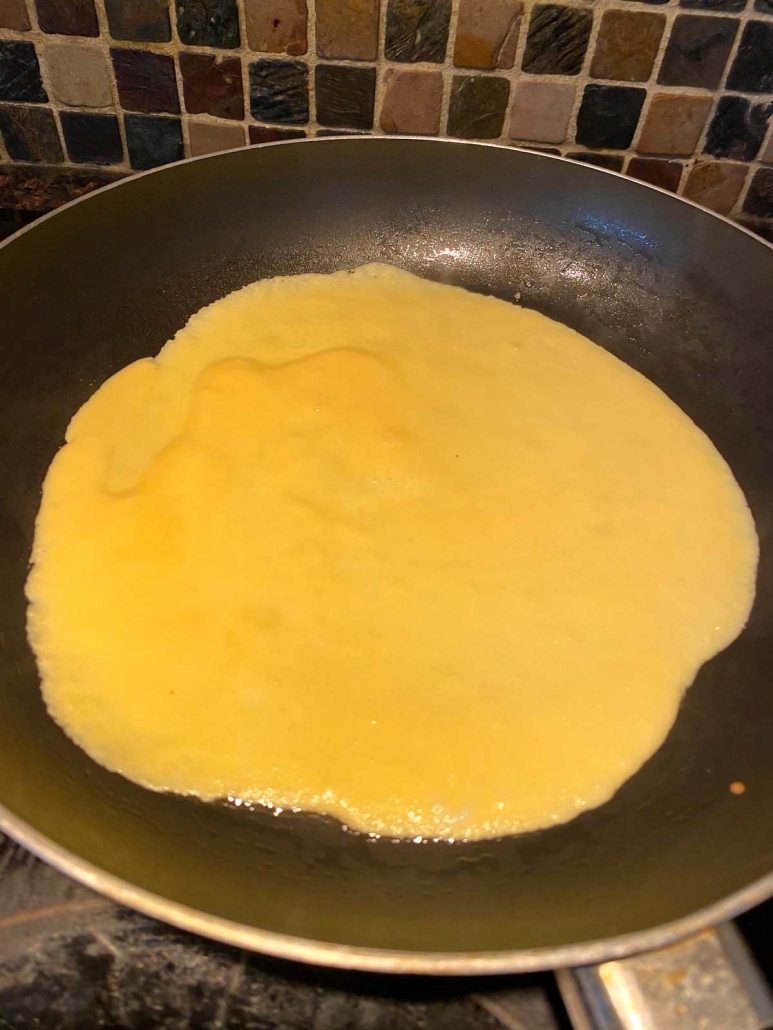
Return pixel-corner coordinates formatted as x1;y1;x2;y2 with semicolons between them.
372;0;389;134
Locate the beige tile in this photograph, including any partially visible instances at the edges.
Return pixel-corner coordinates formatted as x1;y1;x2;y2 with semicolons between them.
45;44;112;109
316;0;379;61
380;69;443;134
188;119;246;156
683;161;747;216
508;81;575;144
637;94;712;157
454;0;522;70
244;0;307;55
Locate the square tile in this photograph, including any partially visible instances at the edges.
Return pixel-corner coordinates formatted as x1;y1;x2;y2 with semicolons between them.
112;48;180;114
125;113;183;168
454;0;522;70
508;80;575;142
522;4;592;75
0;104;62;161
567;151;624;170
180;52;244;120
105;0;172;42
380;68;442;133
249;59;309;124
316;0;379;61
737;217;773;243
726;21;773;92
0;0;31;30
175;0;240;48
636;93;712;155
244;0;307;55
35;0;98;36
61;111;123;164
626;156;682;191
590;10;665;82
657;15;738;89
576;84;645;149
46;43;112;107
754;0;773;10
248;125;306;142
742;166;773;216
704;95;772;160
385;0;451;63
188;118;246;155
681;0;746;9
683;159;747;213
316;63;376;129
447;74;509;138
0;42;46;103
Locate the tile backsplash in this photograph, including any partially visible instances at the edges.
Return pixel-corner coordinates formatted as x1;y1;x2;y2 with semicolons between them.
0;0;772;240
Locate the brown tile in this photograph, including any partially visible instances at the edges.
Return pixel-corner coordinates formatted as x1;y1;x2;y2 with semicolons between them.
591;10;665;83
248;125;306;143
104;0;172;42
35;0;99;36
762;134;773;164
380;68;442;134
0;104;62;161
112;47;179;114
244;0;307;55
180;52;244;120
188;118;246;156
0;164;123;211
0;0;30;30
385;0;451;63
683;159;747;214
522;5;592;76
454;0;522;70
447;74;509;139
45;43;112;108
508;80;574;142
637;93;712;156
627;156;682;191
316;0;379;60
657;14;737;89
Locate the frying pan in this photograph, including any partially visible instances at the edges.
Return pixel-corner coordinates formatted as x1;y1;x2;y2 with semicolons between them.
0;138;772;979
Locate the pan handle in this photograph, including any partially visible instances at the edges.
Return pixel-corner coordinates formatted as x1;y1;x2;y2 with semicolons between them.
555;923;773;1030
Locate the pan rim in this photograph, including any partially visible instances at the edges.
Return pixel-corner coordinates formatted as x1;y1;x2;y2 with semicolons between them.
1;135;771;973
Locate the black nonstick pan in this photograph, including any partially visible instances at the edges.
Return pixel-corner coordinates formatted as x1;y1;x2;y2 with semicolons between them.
0;137;771;977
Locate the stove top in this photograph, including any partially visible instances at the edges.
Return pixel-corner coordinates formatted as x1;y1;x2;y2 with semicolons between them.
2;830;771;1030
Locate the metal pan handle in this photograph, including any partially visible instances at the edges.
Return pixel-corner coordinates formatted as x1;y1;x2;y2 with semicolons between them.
555;923;773;1030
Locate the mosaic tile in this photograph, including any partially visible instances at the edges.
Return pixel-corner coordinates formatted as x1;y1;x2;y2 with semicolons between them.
0;104;62;162
46;43;112;107
762;134;773;163
447;74;509;139
754;0;773;11
316;0;379;61
0;0;30;31
35;0;98;36
0;42;46;103
508;80;574;142
0;164;123;209
249;59;308;124
737;216;773;241
681;0;746;9
244;0;307;55
104;0;172;42
61;111;122;164
726;21;773;92
743;166;773;216
248;125;306;142
385;0;452;63
576;84;645;150
175;0;240;48
567;151;624;170
522;5;592;76
124;113;183;169
627;156;682;191
683;159;747;213
188;118;246;155
112;48;180;114
316;63;376;129
657;14;738;89
590;10;665;82
636;93;712;155
704;95;772;160
180;53;244;120
381;68;442;133
454;0;522;70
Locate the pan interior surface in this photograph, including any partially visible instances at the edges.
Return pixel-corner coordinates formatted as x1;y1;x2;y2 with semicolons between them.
0;139;772;968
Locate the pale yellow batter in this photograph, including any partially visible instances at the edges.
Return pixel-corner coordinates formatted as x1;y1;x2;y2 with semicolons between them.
26;264;758;841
